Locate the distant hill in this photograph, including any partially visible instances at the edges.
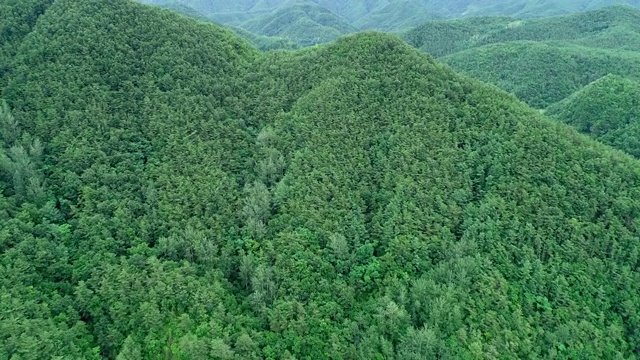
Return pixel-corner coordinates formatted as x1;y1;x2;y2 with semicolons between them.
441;41;640;108
406;5;640;57
231;25;300;50
405;5;640;107
139;1;640;46
547;75;640;157
3;0;640;358
241;2;358;46
141;0;640;20
354;1;441;31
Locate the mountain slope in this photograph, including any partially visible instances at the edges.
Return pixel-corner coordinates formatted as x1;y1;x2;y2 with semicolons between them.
140;0;640;20
405;6;640;107
2;0;640;358
440;41;640;108
0;0;56;88
241;2;357;46
413;0;640;18
354;1;441;31
547;74;640;157
406;5;640;57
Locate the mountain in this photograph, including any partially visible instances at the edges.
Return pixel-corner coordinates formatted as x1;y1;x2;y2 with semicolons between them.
240;2;358;46
546;74;640;157
141;0;640;20
422;0;640;18
353;1;441;31
2;0;640;359
231;26;300;50
405;5;640;107
441;41;640;108
139;1;640;46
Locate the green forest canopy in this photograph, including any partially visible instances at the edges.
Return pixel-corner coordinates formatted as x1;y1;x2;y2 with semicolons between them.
546;74;640;157
2;0;640;359
138;0;640;42
404;5;640;108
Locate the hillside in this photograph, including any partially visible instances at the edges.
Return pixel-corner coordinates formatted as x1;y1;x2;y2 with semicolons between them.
426;0;640;18
353;1;441;31
139;1;640;46
240;2;357;46
441;41;640;108
0;0;56;87
547;75;640;157
2;0;640;359
405;5;640;107
141;0;640;20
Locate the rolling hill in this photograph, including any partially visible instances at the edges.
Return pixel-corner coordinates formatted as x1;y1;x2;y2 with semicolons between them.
354;1;441;31
546;74;640;157
2;0;640;358
141;0;640;20
139;1;640;46
405;5;640;107
422;0;640;18
241;2;358;46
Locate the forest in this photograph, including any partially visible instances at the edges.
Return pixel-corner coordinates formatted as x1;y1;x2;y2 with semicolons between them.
2;0;640;359
138;0;640;46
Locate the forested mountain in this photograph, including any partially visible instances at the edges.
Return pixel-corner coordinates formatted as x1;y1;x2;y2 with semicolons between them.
3;0;640;359
405;5;640;108
352;1;441;31
140;0;640;19
138;0;640;44
547;75;640;157
241;2;358;46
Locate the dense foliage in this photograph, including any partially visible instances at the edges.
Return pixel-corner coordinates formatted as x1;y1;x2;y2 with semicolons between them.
141;0;640;20
0;0;55;88
140;0;640;46
405;5;640;108
241;3;358;47
547;74;640;157
3;0;640;359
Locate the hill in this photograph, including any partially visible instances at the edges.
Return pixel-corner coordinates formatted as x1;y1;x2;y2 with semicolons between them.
406;5;640;57
353;1;441;31
405;5;640;107
423;0;640;18
441;41;640;108
2;0;640;358
139;1;640;46
240;2;357;46
547;75;640;157
140;0;640;21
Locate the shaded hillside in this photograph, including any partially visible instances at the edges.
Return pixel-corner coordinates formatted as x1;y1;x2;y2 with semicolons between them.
241;2;357;46
2;0;640;359
547;75;640;157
